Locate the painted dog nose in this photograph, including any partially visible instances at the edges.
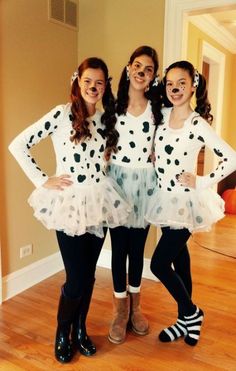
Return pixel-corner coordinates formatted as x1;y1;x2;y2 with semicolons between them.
172;88;179;93
90;87;97;92
138;71;145;77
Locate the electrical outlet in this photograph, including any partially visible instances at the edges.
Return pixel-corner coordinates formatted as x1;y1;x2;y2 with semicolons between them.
20;244;33;259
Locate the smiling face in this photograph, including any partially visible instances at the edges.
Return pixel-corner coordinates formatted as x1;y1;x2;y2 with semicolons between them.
78;68;106;107
166;67;195;107
128;54;155;91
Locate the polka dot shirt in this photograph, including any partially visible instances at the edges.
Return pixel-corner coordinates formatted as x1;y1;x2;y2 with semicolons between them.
110;101;156;168
154;107;236;192
9;104;107;188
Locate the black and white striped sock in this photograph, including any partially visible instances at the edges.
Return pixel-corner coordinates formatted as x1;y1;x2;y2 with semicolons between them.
184;307;204;346
159;318;187;342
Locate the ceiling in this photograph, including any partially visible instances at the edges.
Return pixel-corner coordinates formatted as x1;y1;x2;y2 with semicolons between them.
189;8;236;54
211;9;236;39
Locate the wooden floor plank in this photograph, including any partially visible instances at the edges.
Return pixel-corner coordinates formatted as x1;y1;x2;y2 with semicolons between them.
0;215;235;370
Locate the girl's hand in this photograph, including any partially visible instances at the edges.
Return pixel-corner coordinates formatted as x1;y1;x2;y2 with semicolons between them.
43;174;73;190
177;172;196;189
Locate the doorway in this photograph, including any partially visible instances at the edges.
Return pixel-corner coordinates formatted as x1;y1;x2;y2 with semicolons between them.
164;0;231;191
163;0;236;67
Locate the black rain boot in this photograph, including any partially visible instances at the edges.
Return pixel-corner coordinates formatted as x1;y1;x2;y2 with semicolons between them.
72;278;96;356
55;287;81;363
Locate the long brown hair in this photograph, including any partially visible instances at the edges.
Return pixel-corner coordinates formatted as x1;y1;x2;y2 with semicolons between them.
116;46;163;127
162;60;213;123
70;57;118;160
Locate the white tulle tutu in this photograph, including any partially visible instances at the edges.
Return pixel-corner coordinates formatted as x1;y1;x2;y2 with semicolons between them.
145;187;225;232
107;164;157;228
28;178;131;238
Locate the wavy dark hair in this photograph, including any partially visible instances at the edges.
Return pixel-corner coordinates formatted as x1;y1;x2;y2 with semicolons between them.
162;60;213;123
70;57;118;160
116;45;163;127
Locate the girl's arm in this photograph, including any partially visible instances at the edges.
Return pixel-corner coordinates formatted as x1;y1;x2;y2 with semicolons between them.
195;118;236;190
8;105;64;187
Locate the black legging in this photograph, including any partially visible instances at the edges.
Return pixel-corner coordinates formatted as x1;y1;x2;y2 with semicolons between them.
173;242;192;298
150;227;194;316
110;226;150;292
56;230;106;298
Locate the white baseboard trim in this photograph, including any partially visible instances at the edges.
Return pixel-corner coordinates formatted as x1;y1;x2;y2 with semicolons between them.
2;247;157;302
2;252;64;302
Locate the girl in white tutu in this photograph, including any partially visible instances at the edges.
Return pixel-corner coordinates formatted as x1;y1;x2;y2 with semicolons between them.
9;57;130;364
146;60;236;346
107;46;163;344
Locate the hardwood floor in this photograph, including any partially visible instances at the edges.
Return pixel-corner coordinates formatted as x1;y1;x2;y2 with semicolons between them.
0;215;235;370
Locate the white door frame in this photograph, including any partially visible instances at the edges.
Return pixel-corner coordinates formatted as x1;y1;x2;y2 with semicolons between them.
201;41;225;137
201;42;225;178
163;0;236;68
163;0;231;174
156;0;234;236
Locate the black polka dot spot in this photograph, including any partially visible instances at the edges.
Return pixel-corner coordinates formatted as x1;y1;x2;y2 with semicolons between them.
142;122;150;133
214;148;223;157
95;163;100;172
114;200;120;208
81;143;87;151
53;111;61;119
97;128;106;139
45;121;51;130
198;136;204;142
77;175;86;183
165;145;174;155
117;178;123;186
122;156;131;163
74;153;80;162
99;144;104;152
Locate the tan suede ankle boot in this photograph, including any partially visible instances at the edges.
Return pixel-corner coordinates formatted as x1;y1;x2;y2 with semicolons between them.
108;296;130;344
129;292;149;335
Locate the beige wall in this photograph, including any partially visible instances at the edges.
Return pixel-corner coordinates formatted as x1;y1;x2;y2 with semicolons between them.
78;0;165;92
1;0;78;275
187;22;236;150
